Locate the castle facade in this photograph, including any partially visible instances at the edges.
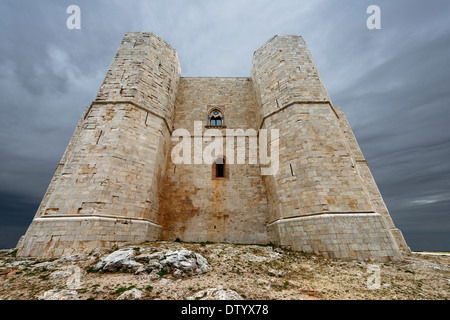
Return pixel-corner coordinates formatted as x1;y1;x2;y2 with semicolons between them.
16;32;409;261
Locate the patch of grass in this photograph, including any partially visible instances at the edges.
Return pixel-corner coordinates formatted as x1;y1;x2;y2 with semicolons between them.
39;274;49;281
114;285;136;295
233;267;242;275
157;268;168;277
8;249;17;257
86;266;96;273
145;285;153;291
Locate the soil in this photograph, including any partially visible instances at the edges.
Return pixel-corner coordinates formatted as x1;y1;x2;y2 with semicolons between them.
0;241;448;300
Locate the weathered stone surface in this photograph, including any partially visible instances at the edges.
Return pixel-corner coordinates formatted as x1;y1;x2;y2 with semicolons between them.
94;249;143;272
117;288;142;300
267;213;403;262
49;270;72;279
1;241;447;300
92;248;209;278
268;269;286;277
15;32;408;262
187;285;244;300
160;78;269;244
37;289;78;300
141;250;210;277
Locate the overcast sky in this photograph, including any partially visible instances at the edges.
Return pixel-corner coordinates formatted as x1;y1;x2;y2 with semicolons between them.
0;0;449;251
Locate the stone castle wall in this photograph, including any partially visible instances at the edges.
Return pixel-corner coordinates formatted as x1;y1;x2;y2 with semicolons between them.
16;32;180;257
251;36;374;221
251;35;409;258
16;32;409;260
334;107;409;251
159;77;269;244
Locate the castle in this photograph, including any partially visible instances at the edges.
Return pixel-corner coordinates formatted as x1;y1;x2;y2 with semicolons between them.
16;32;410;261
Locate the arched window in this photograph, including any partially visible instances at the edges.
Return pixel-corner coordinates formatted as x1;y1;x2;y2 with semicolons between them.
207;108;225;127
210;115;222;127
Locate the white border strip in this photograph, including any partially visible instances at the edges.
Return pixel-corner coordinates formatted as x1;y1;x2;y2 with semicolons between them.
35;215;162;229
267;212;381;228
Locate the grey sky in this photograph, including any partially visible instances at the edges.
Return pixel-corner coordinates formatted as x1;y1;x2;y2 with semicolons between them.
0;0;449;251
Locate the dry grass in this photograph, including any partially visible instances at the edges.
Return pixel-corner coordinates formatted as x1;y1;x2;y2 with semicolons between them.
0;241;448;300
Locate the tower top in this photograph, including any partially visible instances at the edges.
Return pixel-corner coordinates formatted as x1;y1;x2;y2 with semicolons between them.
254;34;306;56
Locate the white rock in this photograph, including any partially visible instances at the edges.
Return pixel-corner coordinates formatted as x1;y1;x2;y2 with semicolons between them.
150;250;210;276
148;252;165;261
33;261;58;270
162;255;179;266
117;288;142;300
173;269;184;278
187;286;244;300
94;249;143;272
195;253;210;272
37;289;78;300
179;261;194;272
268;269;285;277
58;254;87;263
49;270;72;279
242;253;267;262
158;278;172;285
146;261;162;272
134;254;151;263
256;278;271;290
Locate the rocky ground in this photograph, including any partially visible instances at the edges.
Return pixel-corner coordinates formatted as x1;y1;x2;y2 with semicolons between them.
0;241;448;300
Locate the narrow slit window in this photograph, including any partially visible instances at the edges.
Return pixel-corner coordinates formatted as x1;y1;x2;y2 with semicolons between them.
96;130;103;145
216;157;225;178
217;162;224;178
